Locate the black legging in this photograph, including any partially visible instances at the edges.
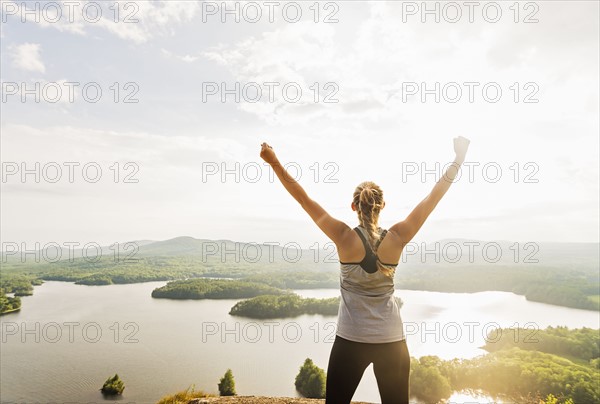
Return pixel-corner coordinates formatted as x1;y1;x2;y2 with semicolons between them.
325;335;410;404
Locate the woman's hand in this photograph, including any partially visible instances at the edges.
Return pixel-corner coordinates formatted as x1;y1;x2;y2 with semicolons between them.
260;142;278;165
453;136;470;160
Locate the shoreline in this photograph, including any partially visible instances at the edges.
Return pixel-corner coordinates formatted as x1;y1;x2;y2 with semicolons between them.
12;279;600;313
0;307;21;316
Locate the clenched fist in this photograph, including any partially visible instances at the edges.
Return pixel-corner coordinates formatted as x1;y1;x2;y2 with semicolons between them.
260;142;278;165
453;136;470;160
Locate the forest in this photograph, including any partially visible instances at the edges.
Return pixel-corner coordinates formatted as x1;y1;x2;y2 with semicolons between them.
229;293;340;318
396;264;599;311
0;293;21;314
0;275;42;314
482;325;600;361
409;326;599;402
151;278;286;299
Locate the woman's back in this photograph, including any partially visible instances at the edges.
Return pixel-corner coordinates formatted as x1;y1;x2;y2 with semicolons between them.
336;226;405;343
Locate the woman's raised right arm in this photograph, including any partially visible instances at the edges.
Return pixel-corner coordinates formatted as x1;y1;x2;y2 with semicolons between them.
389;136;470;246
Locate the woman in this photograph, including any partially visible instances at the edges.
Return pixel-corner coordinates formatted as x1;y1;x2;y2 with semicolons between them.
259;136;470;404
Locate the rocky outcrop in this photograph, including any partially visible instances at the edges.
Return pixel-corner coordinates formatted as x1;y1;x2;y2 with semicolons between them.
188;396;373;404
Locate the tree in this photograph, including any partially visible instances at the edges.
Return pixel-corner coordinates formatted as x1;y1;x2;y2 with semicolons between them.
543;393;575;404
100;374;125;395
295;358;326;399
0;292;21;314
409;358;452;403
218;369;236;396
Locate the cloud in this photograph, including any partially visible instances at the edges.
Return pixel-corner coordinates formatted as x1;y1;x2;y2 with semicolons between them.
0;123;246;168
483;2;599;74
160;48;200;63
198;1;599;128
92;1;202;43
200;18;400;124
3;79;78;103
3;1;201;44
3;1;87;35
9;43;45;73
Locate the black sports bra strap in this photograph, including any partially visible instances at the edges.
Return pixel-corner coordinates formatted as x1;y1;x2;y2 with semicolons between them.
354;227;374;255
376;229;388;249
355;227;387;252
352;227;396;273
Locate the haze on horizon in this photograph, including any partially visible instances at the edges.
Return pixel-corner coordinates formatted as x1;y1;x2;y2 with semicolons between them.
1;1;598;249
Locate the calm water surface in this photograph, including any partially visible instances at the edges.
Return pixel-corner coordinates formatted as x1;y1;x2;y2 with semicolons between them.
1;281;598;403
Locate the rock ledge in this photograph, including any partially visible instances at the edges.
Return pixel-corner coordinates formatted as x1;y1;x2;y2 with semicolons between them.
188;396;373;403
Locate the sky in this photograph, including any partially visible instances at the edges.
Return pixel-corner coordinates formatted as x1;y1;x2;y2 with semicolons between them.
1;0;599;249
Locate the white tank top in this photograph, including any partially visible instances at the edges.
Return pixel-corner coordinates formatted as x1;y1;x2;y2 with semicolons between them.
336;226;406;343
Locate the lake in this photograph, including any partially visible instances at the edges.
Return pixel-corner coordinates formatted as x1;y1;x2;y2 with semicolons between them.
1;281;598;403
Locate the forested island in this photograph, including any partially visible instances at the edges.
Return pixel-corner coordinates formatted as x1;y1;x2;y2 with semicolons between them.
0;293;21;315
151;278;287;299
0;275;42;314
229;294;339;318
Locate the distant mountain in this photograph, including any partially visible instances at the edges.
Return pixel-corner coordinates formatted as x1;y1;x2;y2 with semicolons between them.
1;237;598;271
426;239;599;269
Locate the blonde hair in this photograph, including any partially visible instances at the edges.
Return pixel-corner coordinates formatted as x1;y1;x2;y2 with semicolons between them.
352;181;394;278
